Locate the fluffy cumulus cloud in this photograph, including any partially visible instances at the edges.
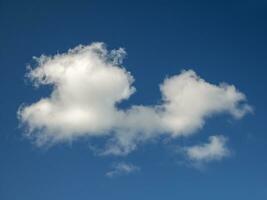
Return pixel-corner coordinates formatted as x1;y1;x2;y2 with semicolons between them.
18;42;252;157
106;162;140;177
185;135;230;162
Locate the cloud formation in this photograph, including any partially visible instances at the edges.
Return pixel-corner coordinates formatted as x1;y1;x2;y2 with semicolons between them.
185;135;230;162
106;162;140;177
18;42;252;156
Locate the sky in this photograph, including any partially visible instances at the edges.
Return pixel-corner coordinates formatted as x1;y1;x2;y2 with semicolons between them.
0;0;267;199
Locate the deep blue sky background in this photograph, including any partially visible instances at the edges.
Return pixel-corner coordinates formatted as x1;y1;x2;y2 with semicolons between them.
0;0;267;199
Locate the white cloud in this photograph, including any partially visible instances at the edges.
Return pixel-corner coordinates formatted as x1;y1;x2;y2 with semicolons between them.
18;43;135;146
106;162;140;177
185;135;230;162
18;42;252;155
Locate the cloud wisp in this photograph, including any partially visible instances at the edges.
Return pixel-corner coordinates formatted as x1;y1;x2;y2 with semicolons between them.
106;162;140;178
18;42;252;157
185;135;230;162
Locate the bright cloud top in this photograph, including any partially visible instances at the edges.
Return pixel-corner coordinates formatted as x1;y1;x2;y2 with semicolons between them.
185;135;230;162
18;42;252;156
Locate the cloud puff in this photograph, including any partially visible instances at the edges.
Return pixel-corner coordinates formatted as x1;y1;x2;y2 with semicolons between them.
185;135;230;162
18;42;252;155
19;43;134;146
106;162;140;177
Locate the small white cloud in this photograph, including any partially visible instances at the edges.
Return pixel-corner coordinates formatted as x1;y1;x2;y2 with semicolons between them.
18;42;252;155
185;135;230;162
106;162;140;177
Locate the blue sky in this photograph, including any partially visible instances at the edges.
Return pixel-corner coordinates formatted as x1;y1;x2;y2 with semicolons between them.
0;0;267;199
